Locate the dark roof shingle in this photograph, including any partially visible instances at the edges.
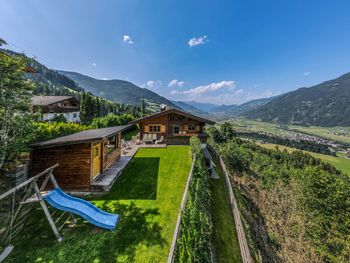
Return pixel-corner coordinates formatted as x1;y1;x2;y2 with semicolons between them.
129;108;215;125
32;96;78;106
31;125;131;149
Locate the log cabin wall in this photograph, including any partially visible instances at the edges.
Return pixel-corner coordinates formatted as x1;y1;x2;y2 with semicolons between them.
30;143;92;191
140;114;168;140
101;132;122;170
139;112;205;143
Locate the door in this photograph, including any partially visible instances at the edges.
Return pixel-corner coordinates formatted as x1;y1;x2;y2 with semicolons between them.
92;144;102;179
172;125;180;134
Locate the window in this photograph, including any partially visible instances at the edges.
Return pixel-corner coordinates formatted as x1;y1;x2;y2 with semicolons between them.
106;135;117;155
93;147;99;158
173;125;180;134
188;124;196;131
149;125;161;132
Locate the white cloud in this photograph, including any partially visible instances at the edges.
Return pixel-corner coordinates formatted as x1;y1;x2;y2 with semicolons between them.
303;72;311;76
188;35;208;47
180;80;235;98
92;62;96;67
122;35;134;44
168;79;185;88
171;90;179;95
141;80;162;89
234;89;244;95
101;77;108;80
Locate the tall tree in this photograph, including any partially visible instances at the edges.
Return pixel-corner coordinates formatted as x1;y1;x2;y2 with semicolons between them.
0;40;35;171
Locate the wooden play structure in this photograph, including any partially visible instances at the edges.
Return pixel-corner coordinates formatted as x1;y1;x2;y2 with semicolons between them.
0;164;119;262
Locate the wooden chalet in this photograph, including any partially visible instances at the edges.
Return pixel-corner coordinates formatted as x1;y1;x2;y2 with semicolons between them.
30;125;130;191
32;96;81;122
129;108;215;144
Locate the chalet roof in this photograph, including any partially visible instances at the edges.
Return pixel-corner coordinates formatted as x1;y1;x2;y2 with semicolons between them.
30;125;131;149
32;96;79;106
129;107;215;125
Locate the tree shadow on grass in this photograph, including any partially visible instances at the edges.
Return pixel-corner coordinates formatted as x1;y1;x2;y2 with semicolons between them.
96;201;167;263
102;157;160;200
7;201;166;263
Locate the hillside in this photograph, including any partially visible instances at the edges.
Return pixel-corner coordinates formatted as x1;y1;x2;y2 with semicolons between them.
182;101;219;112
1;49;83;96
227;97;274;116
171;100;209;116
175;97;273;118
245;73;350;126
59;71;177;107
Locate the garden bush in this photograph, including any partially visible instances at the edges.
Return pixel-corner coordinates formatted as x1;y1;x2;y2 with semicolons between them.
175;137;213;263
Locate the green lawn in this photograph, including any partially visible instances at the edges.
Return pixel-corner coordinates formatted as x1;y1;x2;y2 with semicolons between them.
259;143;350;176
210;155;242;263
7;146;191;263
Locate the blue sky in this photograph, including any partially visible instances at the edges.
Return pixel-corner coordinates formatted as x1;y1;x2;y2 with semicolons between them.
1;0;350;105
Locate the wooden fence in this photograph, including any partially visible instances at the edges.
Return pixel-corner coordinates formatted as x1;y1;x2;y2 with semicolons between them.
208;145;253;263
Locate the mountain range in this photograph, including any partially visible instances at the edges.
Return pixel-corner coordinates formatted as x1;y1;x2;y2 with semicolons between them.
4;48;350;127
58;71;177;108
244;72;350;126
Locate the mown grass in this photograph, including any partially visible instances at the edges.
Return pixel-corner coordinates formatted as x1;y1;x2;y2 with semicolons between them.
259;143;350;176
210;155;242;263
210;154;242;263
6;146;191;263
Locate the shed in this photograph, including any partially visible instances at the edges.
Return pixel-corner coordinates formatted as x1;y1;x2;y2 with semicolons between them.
30;125;130;191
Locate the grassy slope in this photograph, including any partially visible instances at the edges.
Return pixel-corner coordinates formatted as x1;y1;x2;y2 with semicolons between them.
259;143;350;176
7;146;191;263
210;161;242;263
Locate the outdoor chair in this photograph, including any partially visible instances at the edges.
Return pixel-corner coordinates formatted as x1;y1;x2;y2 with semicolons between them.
156;136;164;144
152;134;157;142
143;134;153;144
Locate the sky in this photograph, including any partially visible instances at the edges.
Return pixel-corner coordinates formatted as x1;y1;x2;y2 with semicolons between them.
1;0;350;105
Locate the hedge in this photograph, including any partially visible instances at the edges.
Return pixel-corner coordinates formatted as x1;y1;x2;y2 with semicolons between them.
174;137;213;263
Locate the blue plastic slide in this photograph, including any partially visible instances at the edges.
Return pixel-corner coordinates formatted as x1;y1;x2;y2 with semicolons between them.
44;188;119;230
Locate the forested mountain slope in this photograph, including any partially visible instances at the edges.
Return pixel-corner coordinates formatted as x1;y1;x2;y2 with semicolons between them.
1;48;83;96
245;72;350;126
59;71;177;107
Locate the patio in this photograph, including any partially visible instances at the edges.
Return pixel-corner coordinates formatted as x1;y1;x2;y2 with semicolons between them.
91;140;167;192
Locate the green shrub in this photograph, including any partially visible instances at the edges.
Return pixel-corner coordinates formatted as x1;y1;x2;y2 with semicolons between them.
175;137;213;263
31;122;91;143
90;113;134;128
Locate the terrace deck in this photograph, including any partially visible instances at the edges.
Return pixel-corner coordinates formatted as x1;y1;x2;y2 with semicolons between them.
91;156;131;192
